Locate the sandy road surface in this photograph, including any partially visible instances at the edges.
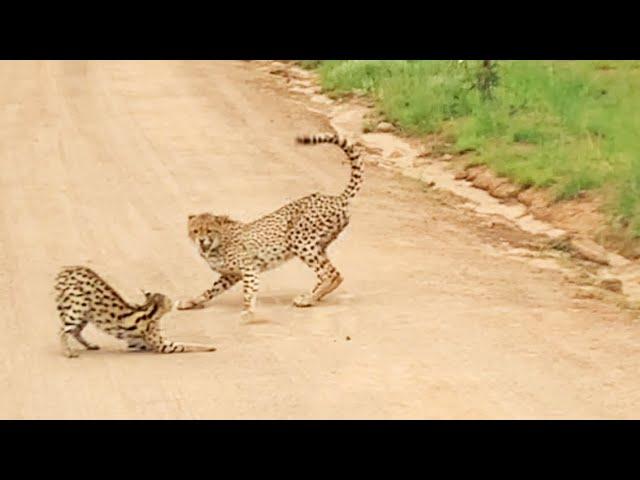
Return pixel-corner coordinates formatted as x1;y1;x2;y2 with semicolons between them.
0;61;639;419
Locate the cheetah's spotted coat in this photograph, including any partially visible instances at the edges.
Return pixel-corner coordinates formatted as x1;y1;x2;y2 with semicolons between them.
179;133;363;319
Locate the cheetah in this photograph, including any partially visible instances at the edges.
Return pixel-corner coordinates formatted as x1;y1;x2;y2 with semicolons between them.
55;266;217;357
177;132;363;320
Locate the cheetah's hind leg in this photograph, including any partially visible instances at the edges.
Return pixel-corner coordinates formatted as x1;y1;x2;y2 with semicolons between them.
293;247;343;307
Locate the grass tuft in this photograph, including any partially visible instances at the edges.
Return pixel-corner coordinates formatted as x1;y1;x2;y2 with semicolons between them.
306;60;640;237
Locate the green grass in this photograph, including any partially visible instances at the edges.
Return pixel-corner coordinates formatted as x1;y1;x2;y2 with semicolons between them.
303;60;640;237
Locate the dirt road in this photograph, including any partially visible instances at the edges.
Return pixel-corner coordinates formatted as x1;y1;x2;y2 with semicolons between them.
1;61;638;419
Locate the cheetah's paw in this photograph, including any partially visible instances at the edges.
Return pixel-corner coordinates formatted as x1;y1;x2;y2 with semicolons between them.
293;294;316;308
240;310;256;324
176;299;205;310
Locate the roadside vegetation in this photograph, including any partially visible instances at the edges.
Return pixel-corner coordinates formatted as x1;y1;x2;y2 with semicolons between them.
300;60;640;240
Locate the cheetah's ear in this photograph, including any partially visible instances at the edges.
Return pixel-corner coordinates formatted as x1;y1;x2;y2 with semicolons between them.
188;214;196;221
215;215;233;225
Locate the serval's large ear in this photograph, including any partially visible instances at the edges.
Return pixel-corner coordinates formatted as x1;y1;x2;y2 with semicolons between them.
140;289;152;300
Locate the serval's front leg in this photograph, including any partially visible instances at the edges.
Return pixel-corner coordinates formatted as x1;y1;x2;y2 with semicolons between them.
127;338;150;351
142;324;216;354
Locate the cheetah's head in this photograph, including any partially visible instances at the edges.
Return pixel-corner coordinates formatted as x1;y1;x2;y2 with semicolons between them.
187;213;235;252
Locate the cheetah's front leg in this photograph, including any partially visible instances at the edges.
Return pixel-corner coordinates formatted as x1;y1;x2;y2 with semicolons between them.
240;268;259;322
177;274;241;310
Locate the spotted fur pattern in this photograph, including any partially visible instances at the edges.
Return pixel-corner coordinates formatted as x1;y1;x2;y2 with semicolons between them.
178;133;363;318
55;266;216;357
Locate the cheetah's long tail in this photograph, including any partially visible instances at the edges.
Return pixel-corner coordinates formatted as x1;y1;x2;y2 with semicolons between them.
296;133;363;203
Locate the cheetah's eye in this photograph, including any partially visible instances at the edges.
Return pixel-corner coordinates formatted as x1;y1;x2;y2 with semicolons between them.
206;229;212;234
